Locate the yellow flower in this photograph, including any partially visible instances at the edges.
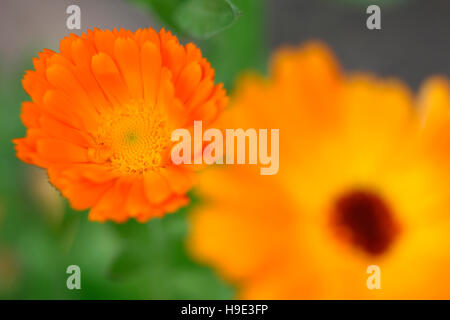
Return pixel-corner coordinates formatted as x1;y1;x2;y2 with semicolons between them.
188;42;450;299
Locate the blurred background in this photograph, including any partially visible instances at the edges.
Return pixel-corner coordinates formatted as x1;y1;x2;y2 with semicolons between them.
0;0;449;299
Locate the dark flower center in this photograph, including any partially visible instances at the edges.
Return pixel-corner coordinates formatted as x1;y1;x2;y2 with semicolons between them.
332;190;400;256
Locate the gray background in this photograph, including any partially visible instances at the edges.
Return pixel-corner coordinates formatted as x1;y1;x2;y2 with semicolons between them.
1;0;450;88
269;0;450;88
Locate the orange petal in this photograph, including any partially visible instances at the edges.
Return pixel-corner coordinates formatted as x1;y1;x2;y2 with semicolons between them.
71;38;113;113
160;167;195;194
141;41;161;106
125;177;158;219
20;102;41;129
114;38;143;99
42;90;84;130
176;61;202;103
143;170;171;204
48;166;115;210
37;139;88;163
162;194;189;213
186;78;214;111
22;71;50;104
89;178;131;223
161;38;186;80
93;29;116;57
91;52;131;106
45;63;99;131
39;115;92;148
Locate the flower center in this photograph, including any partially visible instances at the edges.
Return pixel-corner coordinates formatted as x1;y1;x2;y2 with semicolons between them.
331;190;400;256
93;100;171;174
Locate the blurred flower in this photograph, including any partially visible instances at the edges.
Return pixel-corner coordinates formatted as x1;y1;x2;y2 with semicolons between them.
13;27;228;223
188;42;450;299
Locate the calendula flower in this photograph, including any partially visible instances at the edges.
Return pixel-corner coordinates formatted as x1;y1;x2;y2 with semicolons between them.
13;27;228;222
188;43;450;299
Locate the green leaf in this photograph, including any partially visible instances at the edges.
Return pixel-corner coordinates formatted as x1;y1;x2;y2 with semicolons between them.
130;0;241;39
131;0;183;31
173;0;241;39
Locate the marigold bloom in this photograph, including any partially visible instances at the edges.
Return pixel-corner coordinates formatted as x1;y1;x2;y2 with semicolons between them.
189;42;450;299
14;27;228;222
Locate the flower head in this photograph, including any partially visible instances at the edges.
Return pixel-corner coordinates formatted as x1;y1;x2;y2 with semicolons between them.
14;27;228;222
188;43;450;299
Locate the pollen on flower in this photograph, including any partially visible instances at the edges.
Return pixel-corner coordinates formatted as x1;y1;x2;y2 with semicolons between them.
91;99;171;174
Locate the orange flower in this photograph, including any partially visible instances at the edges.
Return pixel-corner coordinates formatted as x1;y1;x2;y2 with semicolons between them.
14;27;228;223
188;42;450;299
